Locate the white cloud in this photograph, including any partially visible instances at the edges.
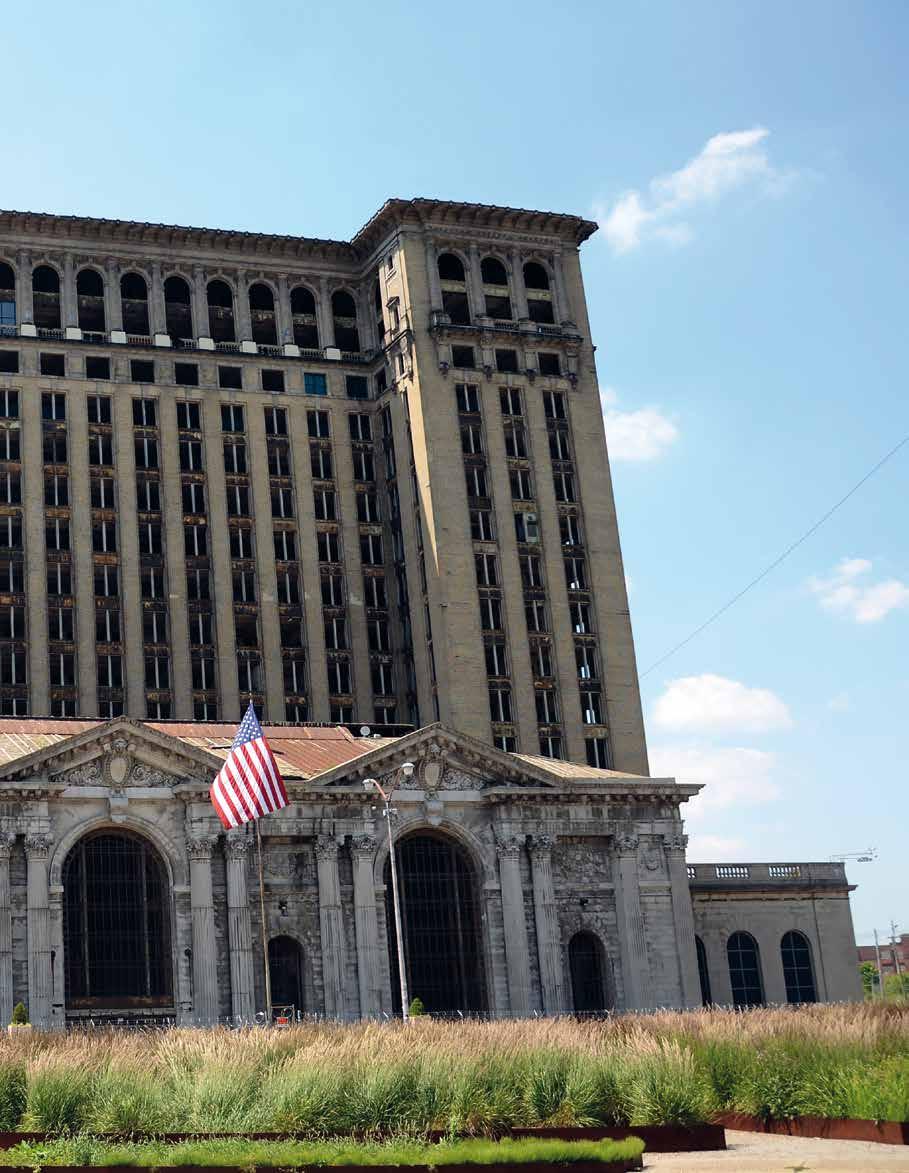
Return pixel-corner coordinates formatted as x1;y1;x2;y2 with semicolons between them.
809;558;909;624
596;127;788;253
600;386;678;462
650;743;780;814
652;673;793;735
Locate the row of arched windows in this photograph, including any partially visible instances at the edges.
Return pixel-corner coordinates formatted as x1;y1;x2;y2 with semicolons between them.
438;253;558;327
0;262;361;351
696;930;817;1007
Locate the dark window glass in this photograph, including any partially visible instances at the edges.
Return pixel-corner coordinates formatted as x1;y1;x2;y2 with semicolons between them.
696;936;712;1006
781;931;817;1004
727;932;765;1007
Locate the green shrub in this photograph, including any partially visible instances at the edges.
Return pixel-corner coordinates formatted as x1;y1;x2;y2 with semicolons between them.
23;1063;94;1132
408;998;426;1017
9;1003;27;1026
0;1063;26;1130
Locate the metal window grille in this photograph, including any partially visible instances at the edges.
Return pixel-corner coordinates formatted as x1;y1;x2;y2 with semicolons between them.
781;930;817;1004
727;931;764;1007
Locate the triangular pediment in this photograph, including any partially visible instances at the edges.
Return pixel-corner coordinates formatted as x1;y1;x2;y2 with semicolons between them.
0;718;222;785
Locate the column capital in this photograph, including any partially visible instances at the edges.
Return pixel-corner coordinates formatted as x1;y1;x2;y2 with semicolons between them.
614;831;639;856
24;832;53;858
529;833;556;857
350;833;378;858
225;832;252;860
495;833;523;861
315;834;339;861
0;832;15;860
663;832;688;854
187;832;217;861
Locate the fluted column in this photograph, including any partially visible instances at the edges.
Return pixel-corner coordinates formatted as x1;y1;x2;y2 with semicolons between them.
17;251;32;325
613;832;652;1010
316;835;346;1017
350;834;380;1018
317;278;335;349
496;834;532;1017
105;258;123;332
424;240;442;311
225;832;256;1022
0;832;15;1026
192;266;209;343
529;835;564;1015
25;832;53;1029
665;832;702;1008
234;273;252;343
188;831;219;1024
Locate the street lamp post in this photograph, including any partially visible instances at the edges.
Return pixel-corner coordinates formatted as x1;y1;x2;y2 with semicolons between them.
364;762;414;1021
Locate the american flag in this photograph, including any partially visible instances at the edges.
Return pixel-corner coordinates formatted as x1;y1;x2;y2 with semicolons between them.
209;704;288;829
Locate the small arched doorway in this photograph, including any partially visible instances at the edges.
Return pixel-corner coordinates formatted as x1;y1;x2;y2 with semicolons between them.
568;930;610;1013
384;832;487;1014
63;830;172;1013
268;935;305;1012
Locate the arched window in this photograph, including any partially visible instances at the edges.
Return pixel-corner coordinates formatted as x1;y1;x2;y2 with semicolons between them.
290;286;318;350
164;276;193;342
207;279;235;343
33;265;61;330
268;935;305;1012
695;935;712;1005
438;253;470;325
781;931;817;1004
76;269;106;333
569;930;610;1013
384;832;487;1014
524;261;554;325
0;263;15;329
481;257;511;320
249;282;277;346
120;273;150;336
63;830;172;1010
727;931;764;1007
332;290;360;353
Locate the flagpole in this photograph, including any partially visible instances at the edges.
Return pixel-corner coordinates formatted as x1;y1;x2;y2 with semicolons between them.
255;818;272;1021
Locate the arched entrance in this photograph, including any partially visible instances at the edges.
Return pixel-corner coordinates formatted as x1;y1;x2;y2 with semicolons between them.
568;930;610;1013
268;935;305;1012
384;832;487;1014
63;830;172;1012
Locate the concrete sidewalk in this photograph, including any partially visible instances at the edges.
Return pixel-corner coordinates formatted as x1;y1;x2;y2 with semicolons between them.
644;1128;909;1171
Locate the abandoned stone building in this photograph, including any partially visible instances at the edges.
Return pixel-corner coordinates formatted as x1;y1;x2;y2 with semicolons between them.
0;198;861;1025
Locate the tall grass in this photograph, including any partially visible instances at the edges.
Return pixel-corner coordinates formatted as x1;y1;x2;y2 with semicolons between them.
0;1004;903;1133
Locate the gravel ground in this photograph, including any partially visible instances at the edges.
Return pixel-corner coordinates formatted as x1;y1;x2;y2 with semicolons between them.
643;1129;909;1171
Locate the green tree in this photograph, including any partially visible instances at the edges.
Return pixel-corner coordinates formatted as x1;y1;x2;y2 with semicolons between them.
883;971;909;999
9;1002;27;1025
860;960;879;999
407;997;426;1017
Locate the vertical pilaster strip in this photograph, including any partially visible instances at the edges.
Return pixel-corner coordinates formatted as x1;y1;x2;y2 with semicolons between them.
159;397;191;719
68;390;97;714
234;274;252;344
316;835;346;1017
551;252;573;326
202;397;240;721
22;389;49;714
246;404;282;720
17;251;32;325
612;833;652;1010
114;391;143;715
467;244;485;321
224;833;255;1022
424;240;442;311
529;835;564;1015
664;832;702;1008
275;275;291;348
150;262;167;337
317;278;334;350
192;266;209;342
25;832;53;1029
496;834;532;1017
105;259;123;332
510;249;529;321
0;832;15;1026
350;834;380;1018
61;255;76;330
187;830;219;1025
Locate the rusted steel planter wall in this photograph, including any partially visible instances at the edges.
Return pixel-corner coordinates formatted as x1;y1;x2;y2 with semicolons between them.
715;1113;909;1146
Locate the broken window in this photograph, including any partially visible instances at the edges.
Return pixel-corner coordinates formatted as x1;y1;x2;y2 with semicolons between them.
437;253;470;325
481;257;511;320
33;265;61;329
331;290;360;352
207;279;235;343
524;261;555;324
262;369;284;393
290;286;319;349
40;353;65;376
0;263;15;328
120;272;150;336
85;356;110;380
249;283;278;346
76;269;106;332
164;275;193;341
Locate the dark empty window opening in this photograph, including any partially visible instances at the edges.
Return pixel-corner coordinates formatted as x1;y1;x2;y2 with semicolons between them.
346;375;369;400
268;936;305;1012
249;283;278;346
164;275;193;342
175;362;199;387
261;368;285;393
33;265;61;330
495;349;518;374
451;345;475;369
524;261;555;324
120;273;150;337
291;286;319;350
131;359;155;384
76;269;106;332
481;257;508;286
438;253;466;282
523;261;550;291
569;931;610;1013
538;352;561;376
40;353;65;377
0;263;15;328
63;831;173;1011
218;365;242;390
85;356;110;381
0;352;19;374
207;280;236;343
332;290;360;353
438;254;470;324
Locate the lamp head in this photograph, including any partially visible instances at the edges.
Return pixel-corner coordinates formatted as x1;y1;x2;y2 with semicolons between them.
363;777;377;792
401;761;415;778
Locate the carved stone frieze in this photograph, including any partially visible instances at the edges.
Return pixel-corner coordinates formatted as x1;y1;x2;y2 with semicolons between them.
663;832;688;854
529;833;555;857
615;832;639;855
552;838;611;884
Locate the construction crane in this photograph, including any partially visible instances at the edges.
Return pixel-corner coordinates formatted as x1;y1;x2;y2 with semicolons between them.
828;847;877;863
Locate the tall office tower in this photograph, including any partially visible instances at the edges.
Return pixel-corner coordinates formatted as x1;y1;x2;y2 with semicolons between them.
0;200;646;772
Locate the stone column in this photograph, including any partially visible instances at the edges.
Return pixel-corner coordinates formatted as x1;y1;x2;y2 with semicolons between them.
551;252;573;326
61;254;77;330
105;258;123;332
187;831;219;1025
16;251;32;324
0;832;15;1026
529;835;564;1015
315;835;346;1017
350;834;380;1018
317;278;335;350
150;262;167;338
467;244;485;321
664;833;702;1008
225;832;256;1022
510;249;529;321
234;272;252;344
612;833;652;1010
25;832;53;1029
192;266;209;343
275;274;292;347
496;835;532;1017
424;240;442;311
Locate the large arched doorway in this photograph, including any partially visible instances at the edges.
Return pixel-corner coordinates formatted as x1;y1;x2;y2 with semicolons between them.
384;832;487;1014
568;930;610;1013
63;830;172;1013
268;935;305;1012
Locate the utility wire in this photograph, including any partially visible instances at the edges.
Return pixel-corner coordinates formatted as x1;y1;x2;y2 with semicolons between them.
640;432;909;677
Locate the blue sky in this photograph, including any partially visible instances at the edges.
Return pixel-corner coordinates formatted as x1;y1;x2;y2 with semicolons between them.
3;0;906;944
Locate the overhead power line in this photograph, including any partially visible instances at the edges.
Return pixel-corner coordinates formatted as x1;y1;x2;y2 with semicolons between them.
640;432;909;678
